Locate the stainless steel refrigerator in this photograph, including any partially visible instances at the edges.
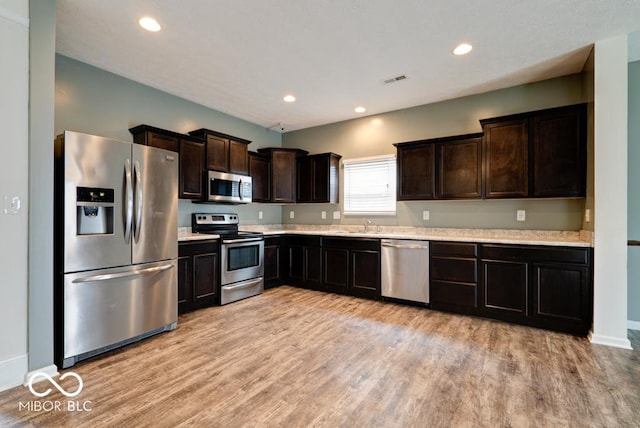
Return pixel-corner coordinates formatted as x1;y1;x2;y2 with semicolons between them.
54;131;178;368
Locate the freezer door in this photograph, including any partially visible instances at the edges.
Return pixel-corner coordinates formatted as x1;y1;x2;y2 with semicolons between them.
132;144;178;264
62;260;178;361
61;131;132;272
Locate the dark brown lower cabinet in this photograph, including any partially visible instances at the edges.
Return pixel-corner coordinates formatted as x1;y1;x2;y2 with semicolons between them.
178;240;219;314
323;238;380;299
264;236;284;288
429;242;478;313
286;236;323;290
480;259;529;323
480;244;592;335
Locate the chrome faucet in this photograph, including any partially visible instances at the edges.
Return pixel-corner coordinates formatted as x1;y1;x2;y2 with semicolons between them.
364;219;372;232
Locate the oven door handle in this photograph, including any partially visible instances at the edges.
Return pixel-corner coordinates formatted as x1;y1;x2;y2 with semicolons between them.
223;237;264;244
223;277;263;291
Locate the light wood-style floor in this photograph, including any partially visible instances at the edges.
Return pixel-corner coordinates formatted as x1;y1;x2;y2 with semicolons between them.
1;286;639;427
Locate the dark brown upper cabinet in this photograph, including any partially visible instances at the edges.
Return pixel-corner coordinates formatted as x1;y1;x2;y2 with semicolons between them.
248;151;271;202
481;119;529;198
480;103;587;199
189;128;251;175
129;125;205;200
297;153;341;203
395;133;482;200
257;148;308;203
438;134;483;199
531;104;587;197
395;142;436;200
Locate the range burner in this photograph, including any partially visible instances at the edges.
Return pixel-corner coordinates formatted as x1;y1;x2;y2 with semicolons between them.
191;213;263;241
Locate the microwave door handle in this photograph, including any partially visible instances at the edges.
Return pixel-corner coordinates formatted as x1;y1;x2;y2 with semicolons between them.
124;159;133;244
238;178;244;201
133;160;143;243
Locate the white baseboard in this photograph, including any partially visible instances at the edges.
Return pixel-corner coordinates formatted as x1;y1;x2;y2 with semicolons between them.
628;320;640;331
23;364;59;386
0;354;28;393
589;333;633;349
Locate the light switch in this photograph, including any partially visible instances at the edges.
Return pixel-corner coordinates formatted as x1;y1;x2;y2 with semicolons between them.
516;210;526;221
333;211;341;220
584;209;591;223
3;195;21;215
258;211;263;220
422;210;430;221
321;211;327;219
289;211;295;219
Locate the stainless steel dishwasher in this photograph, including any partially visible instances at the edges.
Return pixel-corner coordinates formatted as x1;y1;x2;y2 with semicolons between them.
381;239;429;304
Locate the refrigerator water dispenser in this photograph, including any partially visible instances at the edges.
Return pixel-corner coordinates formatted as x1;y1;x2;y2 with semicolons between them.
76;187;114;235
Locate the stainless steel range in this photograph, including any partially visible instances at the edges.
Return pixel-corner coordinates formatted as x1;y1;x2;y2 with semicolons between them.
192;213;264;304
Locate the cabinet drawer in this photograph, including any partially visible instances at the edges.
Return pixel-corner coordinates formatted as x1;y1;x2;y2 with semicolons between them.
286;235;322;247
323;237;380;251
481;245;589;265
431;256;477;283
431;242;477;257
430;280;477;308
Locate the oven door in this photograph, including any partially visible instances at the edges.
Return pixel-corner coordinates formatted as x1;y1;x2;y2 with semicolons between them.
221;238;264;285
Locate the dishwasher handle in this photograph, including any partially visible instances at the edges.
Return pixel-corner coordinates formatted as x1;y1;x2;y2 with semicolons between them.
381;241;429;250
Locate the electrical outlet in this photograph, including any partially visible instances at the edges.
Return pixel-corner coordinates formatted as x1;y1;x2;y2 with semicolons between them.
584;209;591;223
516;210;526;222
422;210;430;221
289;210;295;219
333;211;341;220
321;211;327;219
3;195;21;215
258;211;263;220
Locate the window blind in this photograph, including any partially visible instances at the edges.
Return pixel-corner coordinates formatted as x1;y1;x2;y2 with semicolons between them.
343;155;396;215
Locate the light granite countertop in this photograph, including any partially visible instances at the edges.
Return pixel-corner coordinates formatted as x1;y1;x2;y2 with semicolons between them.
179;225;593;247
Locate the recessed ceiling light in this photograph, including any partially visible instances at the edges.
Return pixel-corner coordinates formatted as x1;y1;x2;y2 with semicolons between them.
354;106;366;113
139;17;161;32
283;95;296;103
453;43;473;56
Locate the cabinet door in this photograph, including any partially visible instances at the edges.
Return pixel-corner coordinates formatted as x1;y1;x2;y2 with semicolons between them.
249;153;271;202
193;252;218;303
531;107;586;197
272;151;297;203
206;135;229;172
438;137;482;199
297;157;313;202
397;144;435;200
264;241;281;287
305;246;323;290
350;250;380;297
532;263;591;334
229;140;249;175
148;132;179;152
177;255;192;314
324;248;349;293
179;139;205;199
481;259;528;320
483;120;529;198
288;245;305;284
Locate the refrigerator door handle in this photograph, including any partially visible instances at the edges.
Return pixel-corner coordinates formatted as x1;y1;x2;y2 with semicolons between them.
133;160;143;243
71;263;175;283
124;159;133;244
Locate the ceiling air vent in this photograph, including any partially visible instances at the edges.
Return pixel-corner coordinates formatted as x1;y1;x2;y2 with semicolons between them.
383;75;407;85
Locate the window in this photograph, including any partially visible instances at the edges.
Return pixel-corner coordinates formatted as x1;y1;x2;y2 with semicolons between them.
343;155;396;215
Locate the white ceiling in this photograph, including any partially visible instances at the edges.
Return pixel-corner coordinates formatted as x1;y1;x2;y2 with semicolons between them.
56;0;640;132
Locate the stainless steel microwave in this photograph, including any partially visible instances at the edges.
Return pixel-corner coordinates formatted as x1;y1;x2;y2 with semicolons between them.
207;170;252;203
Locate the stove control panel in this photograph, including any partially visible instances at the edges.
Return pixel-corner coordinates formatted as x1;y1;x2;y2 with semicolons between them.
192;213;239;225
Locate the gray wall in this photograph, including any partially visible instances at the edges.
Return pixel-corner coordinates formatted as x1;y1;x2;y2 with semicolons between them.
55;55;283;226
282;74;588;230
628;60;640;322
28;0;56;372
